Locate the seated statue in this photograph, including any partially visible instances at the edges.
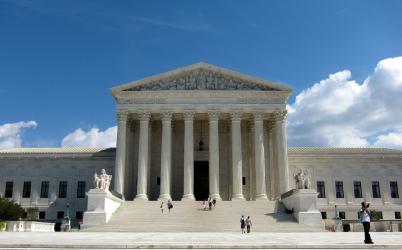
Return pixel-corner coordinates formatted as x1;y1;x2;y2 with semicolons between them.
94;169;112;191
294;169;311;189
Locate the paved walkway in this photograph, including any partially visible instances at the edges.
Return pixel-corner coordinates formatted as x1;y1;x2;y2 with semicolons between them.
0;232;402;249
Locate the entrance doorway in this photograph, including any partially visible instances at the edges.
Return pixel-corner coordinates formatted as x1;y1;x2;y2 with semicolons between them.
194;161;209;201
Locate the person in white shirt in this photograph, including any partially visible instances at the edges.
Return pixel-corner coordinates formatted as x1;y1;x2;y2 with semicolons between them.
360;202;373;244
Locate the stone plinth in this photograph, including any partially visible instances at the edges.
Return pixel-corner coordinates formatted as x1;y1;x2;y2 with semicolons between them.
281;189;324;227
82;188;123;227
6;221;55;232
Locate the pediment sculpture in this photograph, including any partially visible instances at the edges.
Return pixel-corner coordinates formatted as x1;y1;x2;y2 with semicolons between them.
94;169;112;191
294;169;311;189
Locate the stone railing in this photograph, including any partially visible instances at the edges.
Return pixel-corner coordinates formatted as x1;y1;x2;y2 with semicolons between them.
341;219;402;232
6;221;55;232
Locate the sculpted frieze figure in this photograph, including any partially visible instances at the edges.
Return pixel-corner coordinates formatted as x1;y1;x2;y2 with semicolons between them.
294;169;311;189
125;69;277;91
94;169;112;191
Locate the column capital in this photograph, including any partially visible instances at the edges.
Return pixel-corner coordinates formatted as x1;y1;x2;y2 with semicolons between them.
183;111;195;121
253;112;266;121
208;111;220;121
274;110;287;122
267;118;276;131
138;111;151;121
230;112;242;121
116;111;128;122
161;111;173;121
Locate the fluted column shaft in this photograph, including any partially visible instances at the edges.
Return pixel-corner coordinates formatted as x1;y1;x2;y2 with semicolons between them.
254;113;268;200
135;112;150;200
114;111;127;198
209;112;221;200
275;110;289;195
231;112;244;200
182;112;195;200
159;112;172;200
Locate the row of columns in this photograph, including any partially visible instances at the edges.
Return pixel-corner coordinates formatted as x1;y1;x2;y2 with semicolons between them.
114;111;289;201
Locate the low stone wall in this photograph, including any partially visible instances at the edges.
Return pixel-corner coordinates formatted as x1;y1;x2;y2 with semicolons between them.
6;221;55;232
340;220;402;232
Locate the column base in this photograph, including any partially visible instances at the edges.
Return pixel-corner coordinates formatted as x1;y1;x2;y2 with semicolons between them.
134;194;148;201
209;194;222;201
255;194;268;200
158;194;172;201
181;194;195;201
231;194;245;201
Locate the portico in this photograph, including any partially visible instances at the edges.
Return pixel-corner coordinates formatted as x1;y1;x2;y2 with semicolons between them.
111;62;292;201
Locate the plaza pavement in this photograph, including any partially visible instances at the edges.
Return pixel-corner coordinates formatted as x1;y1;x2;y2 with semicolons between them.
0;232;402;249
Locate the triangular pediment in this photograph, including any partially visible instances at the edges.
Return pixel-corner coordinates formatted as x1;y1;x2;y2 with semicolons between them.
111;62;292;93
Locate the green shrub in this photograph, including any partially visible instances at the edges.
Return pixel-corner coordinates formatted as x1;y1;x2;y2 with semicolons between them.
0;220;6;230
370;210;383;221
26;207;39;220
0;197;25;220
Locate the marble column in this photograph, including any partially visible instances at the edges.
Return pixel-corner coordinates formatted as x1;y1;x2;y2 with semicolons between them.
135;112;150;200
114;111;128;198
182;112;195;200
159;112;173;201
254;113;268;200
267;120;276;200
231;112;244;200
209;112;221;200
274;110;290;195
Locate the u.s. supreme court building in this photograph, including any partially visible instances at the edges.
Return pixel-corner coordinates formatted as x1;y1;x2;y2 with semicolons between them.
1;63;401;230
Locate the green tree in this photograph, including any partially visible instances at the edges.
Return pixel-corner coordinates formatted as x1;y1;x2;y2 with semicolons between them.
0;196;25;220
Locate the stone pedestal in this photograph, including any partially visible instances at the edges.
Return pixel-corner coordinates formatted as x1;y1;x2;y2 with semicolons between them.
281;189;324;227
82;189;123;227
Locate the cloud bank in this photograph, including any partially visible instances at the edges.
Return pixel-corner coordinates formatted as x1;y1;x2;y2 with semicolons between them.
61;126;117;148
0;121;37;148
287;56;402;149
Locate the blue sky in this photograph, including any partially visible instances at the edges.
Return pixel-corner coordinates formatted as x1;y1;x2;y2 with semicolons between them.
1;0;402;148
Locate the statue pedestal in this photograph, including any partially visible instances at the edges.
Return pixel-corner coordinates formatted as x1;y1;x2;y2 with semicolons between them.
82;189;123;227
281;189;324;228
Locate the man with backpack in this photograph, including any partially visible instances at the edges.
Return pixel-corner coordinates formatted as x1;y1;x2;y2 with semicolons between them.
360;202;374;244
240;215;246;234
167;200;173;214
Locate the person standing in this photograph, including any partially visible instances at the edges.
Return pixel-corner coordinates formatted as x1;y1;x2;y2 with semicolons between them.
167;200;173;214
240;215;246;234
212;198;216;207
246;216;252;233
360;202;374;244
160;202;165;214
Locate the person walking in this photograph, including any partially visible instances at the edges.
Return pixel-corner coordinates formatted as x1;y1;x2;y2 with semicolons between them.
240;215;246;234
246;216;252;233
160;202;165;214
167;200;173;214
360;202;374;244
208;199;212;210
212;198;216;207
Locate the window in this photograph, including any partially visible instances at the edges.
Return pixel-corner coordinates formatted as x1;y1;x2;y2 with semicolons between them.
76;211;83;220
339;211;346;219
5;181;13;198
317;181;326;198
39;211;46;220
40;181;49;198
156;177;160;186
77;181;86;198
390;181;399;198
395;212;401;219
321;212;327;219
242;177;246;185
354;181;362;198
59;181;67;198
57;211;64;219
372;181;381;198
22;181;31;198
335;181;344;198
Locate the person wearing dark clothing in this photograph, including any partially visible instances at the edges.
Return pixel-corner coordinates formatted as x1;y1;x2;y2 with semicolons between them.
240;215;246;234
167;200;173;214
359;202;373;244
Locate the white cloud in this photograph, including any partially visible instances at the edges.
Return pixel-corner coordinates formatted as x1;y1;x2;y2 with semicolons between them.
61;126;117;147
287;56;402;149
0;121;37;148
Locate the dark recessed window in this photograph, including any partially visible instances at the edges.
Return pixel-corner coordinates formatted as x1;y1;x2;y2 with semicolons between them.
339;211;346;219
390;181;399;198
22;181;31;198
5;181;13;198
40;181;49;198
335;181;344;198
59;181;67;198
242;177;246;185
395;212;401;219
321;211;327;219
39;211;46;220
372;181;381;198
76;211;83;220
353;181;362;198
77;181;86;198
377;211;383;220
157;177;160;186
317;181;326;198
57;211;64;219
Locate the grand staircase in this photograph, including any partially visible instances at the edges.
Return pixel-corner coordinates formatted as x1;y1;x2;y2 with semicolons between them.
84;200;324;232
